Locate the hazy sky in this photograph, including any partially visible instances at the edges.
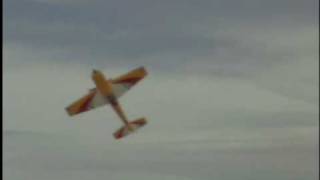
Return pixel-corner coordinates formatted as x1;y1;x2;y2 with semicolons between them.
3;0;318;180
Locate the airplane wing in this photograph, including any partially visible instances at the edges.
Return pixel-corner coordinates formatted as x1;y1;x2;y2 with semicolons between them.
65;89;107;116
65;66;147;116
111;66;148;96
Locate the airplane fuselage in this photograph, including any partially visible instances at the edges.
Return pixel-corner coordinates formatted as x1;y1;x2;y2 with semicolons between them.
91;69;113;96
91;70;132;128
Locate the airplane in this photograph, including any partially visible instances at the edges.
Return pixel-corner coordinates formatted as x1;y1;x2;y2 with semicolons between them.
65;66;148;139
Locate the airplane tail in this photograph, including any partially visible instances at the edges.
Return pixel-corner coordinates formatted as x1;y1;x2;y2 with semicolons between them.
113;118;147;139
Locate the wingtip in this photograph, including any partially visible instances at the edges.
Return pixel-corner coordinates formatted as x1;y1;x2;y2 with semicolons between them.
138;66;148;76
65;106;75;116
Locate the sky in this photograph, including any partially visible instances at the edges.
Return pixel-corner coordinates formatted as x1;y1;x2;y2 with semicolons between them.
3;0;319;180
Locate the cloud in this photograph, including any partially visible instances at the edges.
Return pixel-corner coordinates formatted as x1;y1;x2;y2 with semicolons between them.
3;60;317;139
4;128;318;180
4;0;317;65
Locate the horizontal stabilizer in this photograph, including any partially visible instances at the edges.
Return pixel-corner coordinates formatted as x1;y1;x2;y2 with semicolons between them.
113;118;147;139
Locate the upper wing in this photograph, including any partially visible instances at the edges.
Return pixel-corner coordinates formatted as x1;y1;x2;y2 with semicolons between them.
111;66;148;96
65;66;147;116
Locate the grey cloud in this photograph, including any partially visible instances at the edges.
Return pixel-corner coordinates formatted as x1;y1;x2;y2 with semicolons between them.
4;0;317;94
4;0;317;64
4;129;318;180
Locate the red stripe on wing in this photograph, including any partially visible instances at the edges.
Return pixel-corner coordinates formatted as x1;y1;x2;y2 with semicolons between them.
78;91;96;113
113;77;142;85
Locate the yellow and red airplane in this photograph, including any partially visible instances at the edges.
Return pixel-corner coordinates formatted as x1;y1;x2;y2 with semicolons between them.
65;66;148;139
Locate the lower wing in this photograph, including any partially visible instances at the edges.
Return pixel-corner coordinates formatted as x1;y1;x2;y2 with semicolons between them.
65;66;147;116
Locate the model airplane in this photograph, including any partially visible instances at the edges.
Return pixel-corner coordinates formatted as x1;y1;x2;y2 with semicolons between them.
65;66;148;139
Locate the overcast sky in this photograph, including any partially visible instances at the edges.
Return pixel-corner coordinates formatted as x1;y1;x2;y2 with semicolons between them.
3;0;319;180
